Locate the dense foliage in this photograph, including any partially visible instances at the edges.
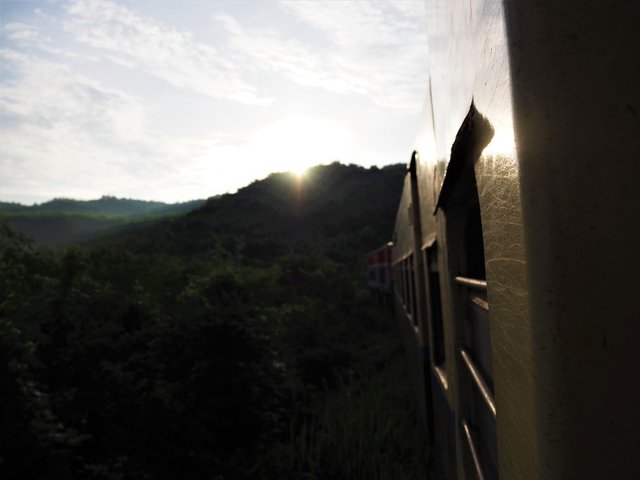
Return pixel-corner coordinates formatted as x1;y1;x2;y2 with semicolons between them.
1;163;428;479
1;196;205;218
0;197;206;248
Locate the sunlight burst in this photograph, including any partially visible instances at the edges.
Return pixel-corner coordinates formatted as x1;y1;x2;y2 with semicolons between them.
251;116;352;177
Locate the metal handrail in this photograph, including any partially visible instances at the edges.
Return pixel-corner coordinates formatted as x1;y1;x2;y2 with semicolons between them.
460;349;497;419
454;276;488;290
471;296;489;311
434;366;448;390
462;420;486;480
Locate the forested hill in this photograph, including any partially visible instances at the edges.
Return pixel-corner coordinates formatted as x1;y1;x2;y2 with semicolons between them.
1;162;429;480
114;162;406;263
0;196;205;217
0;196;206;247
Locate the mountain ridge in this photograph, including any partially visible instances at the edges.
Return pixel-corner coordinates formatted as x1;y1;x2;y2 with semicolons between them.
0;195;208;247
1;162;405;255
108;162;406;264
0;195;206;217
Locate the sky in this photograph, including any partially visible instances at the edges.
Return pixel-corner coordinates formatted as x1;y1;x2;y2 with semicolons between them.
0;0;429;204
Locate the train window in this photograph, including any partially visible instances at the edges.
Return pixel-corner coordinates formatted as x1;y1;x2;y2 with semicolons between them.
460;196;493;387
404;258;412;316
409;255;418;326
404;258;408;313
458;196;497;480
404;259;410;312
465;199;486;280
400;262;405;305
443;193;497;479
437;105;497;479
425;243;446;366
368;270;375;283
400;263;406;305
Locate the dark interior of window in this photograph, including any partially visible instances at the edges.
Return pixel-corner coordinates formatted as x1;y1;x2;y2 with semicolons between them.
425;244;445;365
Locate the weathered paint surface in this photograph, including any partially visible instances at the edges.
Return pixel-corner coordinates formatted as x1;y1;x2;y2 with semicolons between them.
408;0;537;478
392;0;640;478
505;1;640;478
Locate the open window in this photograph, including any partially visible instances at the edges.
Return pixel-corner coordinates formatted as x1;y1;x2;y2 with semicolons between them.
437;104;498;480
424;242;445;367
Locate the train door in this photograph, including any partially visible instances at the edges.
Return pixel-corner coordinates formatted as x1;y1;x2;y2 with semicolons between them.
438;106;497;480
407;153;436;452
422;238;458;478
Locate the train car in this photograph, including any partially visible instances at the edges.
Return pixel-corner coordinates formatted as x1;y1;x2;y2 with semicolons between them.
366;242;394;295
392;1;640;479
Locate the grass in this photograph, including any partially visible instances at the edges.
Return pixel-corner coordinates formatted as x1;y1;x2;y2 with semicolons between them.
288;317;430;480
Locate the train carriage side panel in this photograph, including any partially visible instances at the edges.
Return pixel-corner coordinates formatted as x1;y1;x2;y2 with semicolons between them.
411;84;463;479
503;1;640;478
414;0;538;478
396;0;638;477
392;173;432;440
467;4;537;479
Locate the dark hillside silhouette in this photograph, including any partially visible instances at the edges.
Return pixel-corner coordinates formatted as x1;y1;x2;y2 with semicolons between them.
114;162;405;264
0;197;206;247
1;196;205;217
0;162;428;480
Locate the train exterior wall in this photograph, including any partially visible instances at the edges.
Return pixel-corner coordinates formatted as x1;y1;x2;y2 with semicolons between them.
392;174;432;435
505;2;640;478
409;0;536;478
392;0;640;478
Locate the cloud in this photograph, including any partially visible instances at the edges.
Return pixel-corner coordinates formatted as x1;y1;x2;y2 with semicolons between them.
212;1;429;112
0;48;228;202
4;22;40;42
60;0;427;111
278;1;429;111
279;0;424;49
212;14;354;95
62;0;273;106
386;1;427;21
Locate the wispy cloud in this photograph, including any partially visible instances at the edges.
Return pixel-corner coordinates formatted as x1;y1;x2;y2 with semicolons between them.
4;22;40;42
278;0;429;109
62;0;273;106
279;0;424;49
57;0;427;111
0;48;228;202
212;0;429;111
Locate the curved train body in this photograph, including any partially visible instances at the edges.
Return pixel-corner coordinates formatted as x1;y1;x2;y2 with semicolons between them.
391;1;640;478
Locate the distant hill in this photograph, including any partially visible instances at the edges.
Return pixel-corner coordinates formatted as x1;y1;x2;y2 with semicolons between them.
112;162;406;266
3;214;125;247
0;202;25;212
0;196;205;217
0;196;206;247
1;163;405;253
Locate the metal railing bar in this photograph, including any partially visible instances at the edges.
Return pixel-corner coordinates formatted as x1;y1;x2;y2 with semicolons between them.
460;349;497;418
462;419;486;480
434;366;448;390
455;276;488;290
471;296;489;311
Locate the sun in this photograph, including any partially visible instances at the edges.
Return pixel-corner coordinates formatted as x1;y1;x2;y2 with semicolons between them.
250;116;352;176
290;163;309;178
